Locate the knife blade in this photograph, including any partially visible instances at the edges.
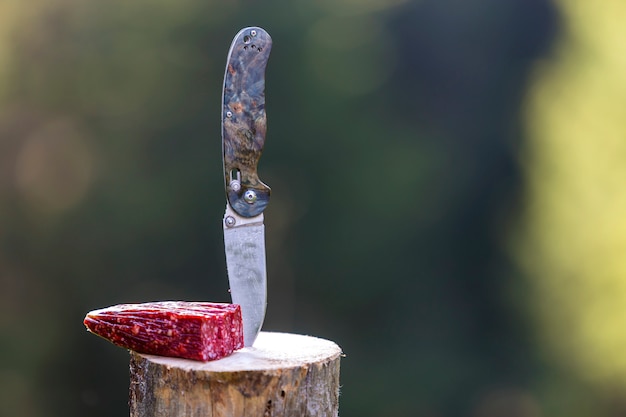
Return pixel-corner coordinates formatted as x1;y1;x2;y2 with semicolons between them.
221;27;272;347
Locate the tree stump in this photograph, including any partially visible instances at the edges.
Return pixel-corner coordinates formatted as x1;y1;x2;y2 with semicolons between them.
129;332;342;417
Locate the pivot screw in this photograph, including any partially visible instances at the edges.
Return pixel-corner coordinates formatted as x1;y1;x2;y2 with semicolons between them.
243;190;257;204
225;216;236;227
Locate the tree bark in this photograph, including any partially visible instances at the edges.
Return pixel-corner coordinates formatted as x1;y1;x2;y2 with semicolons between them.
129;332;342;417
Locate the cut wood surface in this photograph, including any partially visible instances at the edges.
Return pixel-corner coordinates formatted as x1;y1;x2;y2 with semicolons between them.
129;332;342;417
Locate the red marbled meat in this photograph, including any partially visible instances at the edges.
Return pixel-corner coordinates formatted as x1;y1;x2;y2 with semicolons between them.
84;301;244;361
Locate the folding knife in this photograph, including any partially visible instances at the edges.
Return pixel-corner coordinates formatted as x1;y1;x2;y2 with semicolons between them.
221;27;272;347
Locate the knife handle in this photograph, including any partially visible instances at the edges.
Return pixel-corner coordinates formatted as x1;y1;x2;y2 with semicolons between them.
222;27;272;218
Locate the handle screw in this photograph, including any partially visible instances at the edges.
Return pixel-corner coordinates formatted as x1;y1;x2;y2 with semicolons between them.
225;216;236;227
226;111;233;118
250;30;257;37
243;190;257;204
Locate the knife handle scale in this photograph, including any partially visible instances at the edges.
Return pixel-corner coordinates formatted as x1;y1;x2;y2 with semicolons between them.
222;27;272;218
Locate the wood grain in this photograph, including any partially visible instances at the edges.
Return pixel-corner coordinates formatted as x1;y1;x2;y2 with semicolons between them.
129;332;342;417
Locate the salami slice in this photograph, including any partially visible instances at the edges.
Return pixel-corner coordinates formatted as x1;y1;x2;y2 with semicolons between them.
84;301;244;361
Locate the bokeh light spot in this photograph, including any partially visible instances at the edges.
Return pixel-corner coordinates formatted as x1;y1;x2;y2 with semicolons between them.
15;119;95;213
519;0;626;390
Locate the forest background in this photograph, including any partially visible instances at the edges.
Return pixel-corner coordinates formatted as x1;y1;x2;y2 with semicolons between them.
2;0;626;416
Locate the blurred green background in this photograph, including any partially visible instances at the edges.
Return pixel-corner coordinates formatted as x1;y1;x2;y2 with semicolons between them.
2;0;626;416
